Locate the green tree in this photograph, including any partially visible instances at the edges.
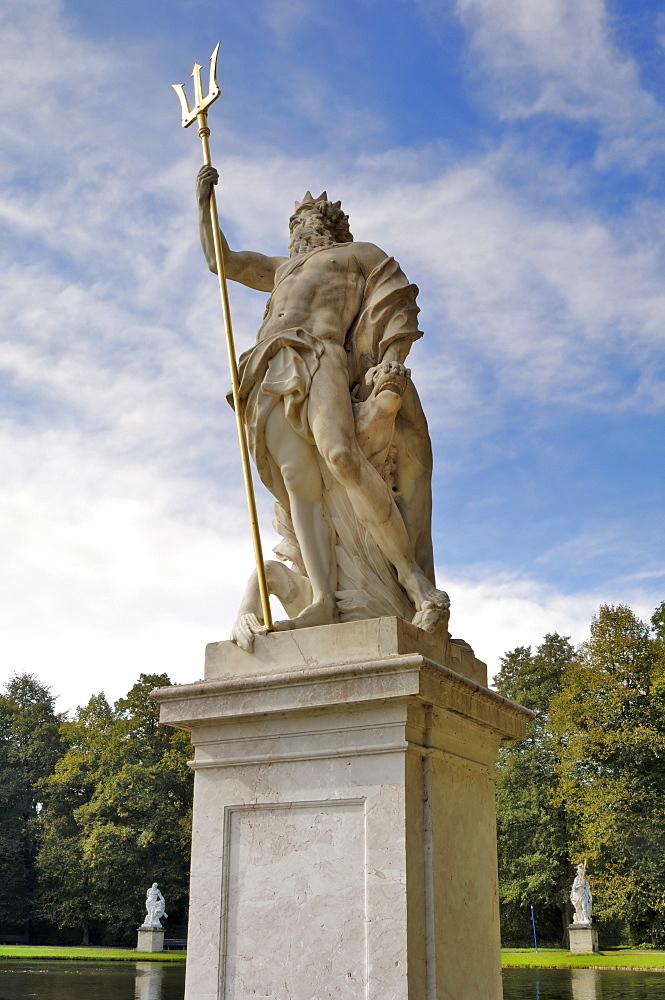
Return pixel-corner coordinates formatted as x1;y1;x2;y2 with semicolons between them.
652;601;665;642
0;703;30;932
550;603;665;945
0;674;66;936
37;694;115;943
38;674;193;944
494;634;574;944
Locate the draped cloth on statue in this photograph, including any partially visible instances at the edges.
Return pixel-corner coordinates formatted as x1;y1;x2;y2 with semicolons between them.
233;251;435;621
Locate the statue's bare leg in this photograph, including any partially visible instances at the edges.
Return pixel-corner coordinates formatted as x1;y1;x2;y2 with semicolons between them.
263;403;340;629
309;348;449;614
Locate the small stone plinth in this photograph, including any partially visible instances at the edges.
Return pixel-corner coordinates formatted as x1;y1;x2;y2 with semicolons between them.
137;926;164;952
569;924;599;954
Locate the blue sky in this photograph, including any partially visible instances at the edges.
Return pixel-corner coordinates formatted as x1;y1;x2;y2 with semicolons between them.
1;0;664;712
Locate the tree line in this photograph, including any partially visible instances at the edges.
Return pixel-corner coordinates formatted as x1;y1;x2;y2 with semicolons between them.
0;673;192;945
1;600;664;946
494;601;665;947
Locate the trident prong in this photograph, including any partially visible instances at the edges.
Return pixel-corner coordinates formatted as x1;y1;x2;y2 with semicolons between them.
171;45;273;635
172;41;221;129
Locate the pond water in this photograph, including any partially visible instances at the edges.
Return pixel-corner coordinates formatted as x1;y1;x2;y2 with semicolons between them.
1;962;665;999
0;961;185;1000
503;967;665;999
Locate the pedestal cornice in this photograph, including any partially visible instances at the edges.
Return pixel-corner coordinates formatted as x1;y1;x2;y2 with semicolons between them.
153;618;532;741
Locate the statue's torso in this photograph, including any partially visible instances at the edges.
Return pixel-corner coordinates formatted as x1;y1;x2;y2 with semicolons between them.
258;241;387;346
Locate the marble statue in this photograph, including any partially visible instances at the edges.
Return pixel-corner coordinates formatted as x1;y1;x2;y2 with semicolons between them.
143;883;167;929
198;166;450;650
570;864;593;925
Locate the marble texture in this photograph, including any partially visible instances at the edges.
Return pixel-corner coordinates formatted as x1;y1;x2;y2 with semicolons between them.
154;618;532;1000
204;616;486;686
223;800;366;998
197;168;450;647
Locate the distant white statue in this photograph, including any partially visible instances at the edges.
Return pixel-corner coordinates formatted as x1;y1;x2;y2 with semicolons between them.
570;864;593;925
142;883;167;929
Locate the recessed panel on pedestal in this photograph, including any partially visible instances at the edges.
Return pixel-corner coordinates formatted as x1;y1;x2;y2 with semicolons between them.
221;799;367;999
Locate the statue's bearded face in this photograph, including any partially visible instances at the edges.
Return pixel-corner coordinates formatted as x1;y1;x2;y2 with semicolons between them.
288;208;336;257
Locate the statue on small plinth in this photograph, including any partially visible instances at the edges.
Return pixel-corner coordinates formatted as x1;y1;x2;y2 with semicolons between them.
570;863;593;925
142;883;168;929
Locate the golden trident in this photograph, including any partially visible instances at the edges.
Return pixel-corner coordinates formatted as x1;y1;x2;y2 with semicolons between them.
173;43;273;632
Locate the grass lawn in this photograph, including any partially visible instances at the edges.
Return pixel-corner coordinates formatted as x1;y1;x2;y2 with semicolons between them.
4;943;665;970
0;944;185;962
502;947;665;969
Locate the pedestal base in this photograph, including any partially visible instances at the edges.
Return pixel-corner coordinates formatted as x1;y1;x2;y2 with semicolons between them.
137;926;164;952
569;924;599;953
155;617;531;1000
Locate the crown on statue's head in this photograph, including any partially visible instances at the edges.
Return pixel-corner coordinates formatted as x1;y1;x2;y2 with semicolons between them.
294;190;343;213
290;190;353;243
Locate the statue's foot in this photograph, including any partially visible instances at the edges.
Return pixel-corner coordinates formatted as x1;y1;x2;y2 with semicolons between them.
231;612;268;653
407;575;451;636
273;595;339;632
404;570;450;614
412;604;450;636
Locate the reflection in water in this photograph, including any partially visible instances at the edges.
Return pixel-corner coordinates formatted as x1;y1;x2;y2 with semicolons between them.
3;962;665;1000
571;968;599;1000
503;966;665;999
0;961;185;1000
135;962;164;1000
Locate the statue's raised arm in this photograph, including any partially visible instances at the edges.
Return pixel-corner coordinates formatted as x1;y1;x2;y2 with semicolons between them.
197;165;287;291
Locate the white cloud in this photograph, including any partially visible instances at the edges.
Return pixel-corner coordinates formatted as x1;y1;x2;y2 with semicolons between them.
535;520;665;582
420;0;665;168
187;138;665;425
625;568;665;583
445;569;661;680
262;0;323;45
0;422;257;714
346;147;665;421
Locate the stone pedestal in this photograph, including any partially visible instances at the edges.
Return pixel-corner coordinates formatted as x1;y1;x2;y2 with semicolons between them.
154;617;531;1000
137;926;164;952
569;923;599;954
